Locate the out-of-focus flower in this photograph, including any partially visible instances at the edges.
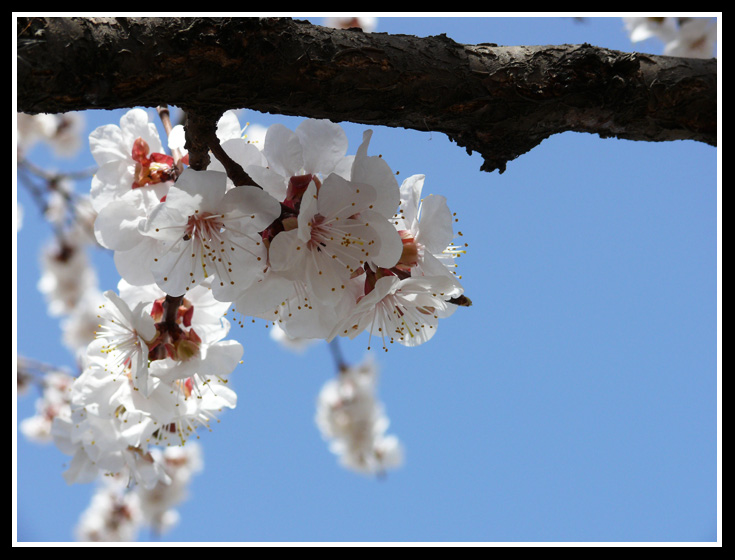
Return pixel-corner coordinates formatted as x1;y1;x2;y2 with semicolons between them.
323;17;378;32
316;356;403;475
664;17;717;58
623;16;717;58
136;443;204;535
17;112;85;157
75;477;143;542
37;233;99;317
19;369;75;443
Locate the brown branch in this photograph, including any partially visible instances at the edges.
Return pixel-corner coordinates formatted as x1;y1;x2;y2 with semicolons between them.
16;16;716;173
182;108;259;186
181;111;213;172
157;105;186;175
205;127;260;187
163;294;184;326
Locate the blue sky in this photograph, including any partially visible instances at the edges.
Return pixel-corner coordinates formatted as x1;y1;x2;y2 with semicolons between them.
14;16;720;543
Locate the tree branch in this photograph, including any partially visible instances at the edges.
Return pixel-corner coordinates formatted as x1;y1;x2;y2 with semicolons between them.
17;16;716;173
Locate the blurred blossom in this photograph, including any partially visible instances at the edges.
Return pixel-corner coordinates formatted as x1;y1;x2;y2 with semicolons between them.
323;17;378;32
623;16;717;58
316;356;404;476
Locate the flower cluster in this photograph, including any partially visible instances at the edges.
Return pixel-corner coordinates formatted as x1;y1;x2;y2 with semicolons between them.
45;107;466;519
315;357;403;475
233;119;466;350
51;279;240;488
90;110;466;351
73;443;203;541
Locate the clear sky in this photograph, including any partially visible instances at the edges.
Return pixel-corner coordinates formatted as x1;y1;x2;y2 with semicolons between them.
15;15;720;544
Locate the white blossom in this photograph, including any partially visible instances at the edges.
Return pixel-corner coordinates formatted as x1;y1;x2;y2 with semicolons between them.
268;174;401;304
17;112;85;157
323;16;378;32
316;356;403;475
623;17;678;45
28;112;472;540
332;274;458;349
51;343;234;488
664;17;717;58
135;443;204;535
37;235;98;317
89;108;175;213
234;121;407;343
140;168;281;300
393;173;466;296
92;289;157;396
75;477;144;542
19;370;74;444
623;16;717;58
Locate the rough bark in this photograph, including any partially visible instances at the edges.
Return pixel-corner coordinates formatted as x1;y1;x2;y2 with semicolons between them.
17;16;716;173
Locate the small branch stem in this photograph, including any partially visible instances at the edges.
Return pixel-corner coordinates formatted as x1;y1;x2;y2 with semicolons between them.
182;111;213;172
157;104;185;173
328;339;349;373
207;133;260;188
163;295;184;327
183;108;260;187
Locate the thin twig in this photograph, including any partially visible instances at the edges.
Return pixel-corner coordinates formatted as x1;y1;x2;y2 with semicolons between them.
328;339;349;373
207;133;260;188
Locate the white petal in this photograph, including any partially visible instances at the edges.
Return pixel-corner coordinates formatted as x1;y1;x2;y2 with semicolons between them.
172;169;227;212
234;271;294;317
244;165;288;201
62;449;100;485
295;119;348;176
297;180;320;242
113;239;159;287
216;110;243;141
208;138;266;175
416;194;455;254
351;130;400;218
317;173;376;220
199;340;244;376
168;124;187;152
95;199;146;251
119;108;163;152
221;185;281;231
263;123;304;178
361;210;402;269
398;174;425;228
89;124;128;167
268;229;303;277
305;249;350;304
140;202;188;243
151;240;206;297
